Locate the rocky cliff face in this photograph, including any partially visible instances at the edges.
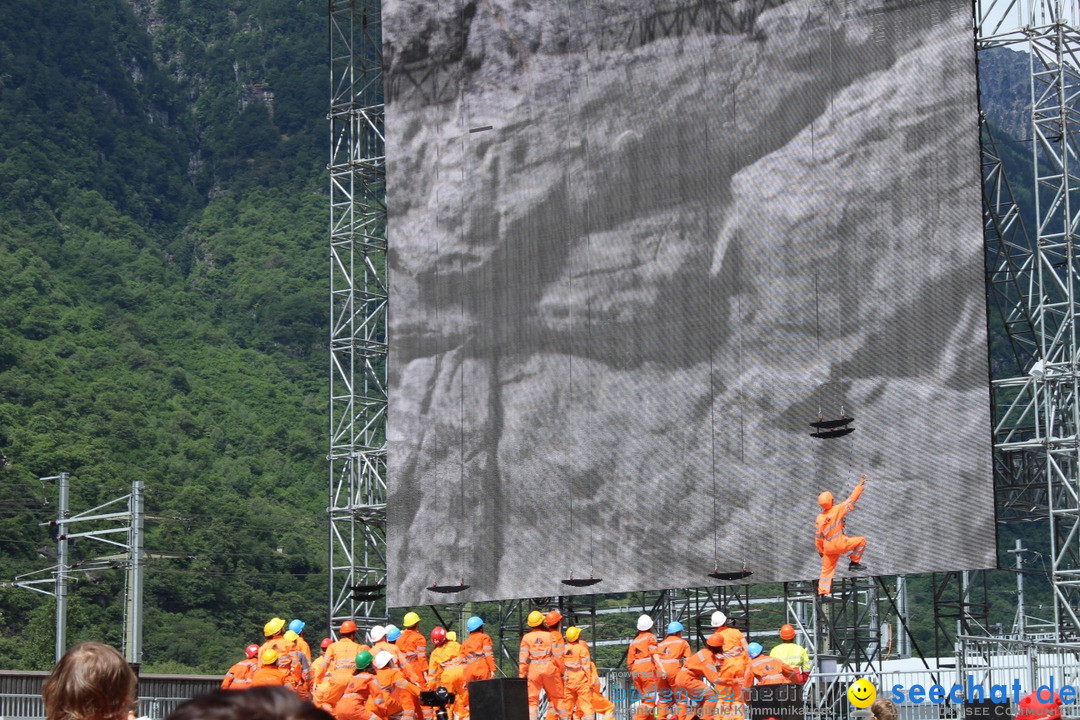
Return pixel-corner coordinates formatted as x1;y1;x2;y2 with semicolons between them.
385;0;996;604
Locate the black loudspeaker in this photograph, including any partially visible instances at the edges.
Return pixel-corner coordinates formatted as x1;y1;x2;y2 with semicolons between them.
469;678;528;720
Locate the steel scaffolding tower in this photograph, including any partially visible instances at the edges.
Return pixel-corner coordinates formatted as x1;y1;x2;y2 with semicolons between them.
328;0;387;632
979;0;1080;640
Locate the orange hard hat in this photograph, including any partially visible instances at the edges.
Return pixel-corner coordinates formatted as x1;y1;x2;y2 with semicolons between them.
340;620;358;634
817;491;833;510
545;610;562;626
705;633;725;649
780;624;796;641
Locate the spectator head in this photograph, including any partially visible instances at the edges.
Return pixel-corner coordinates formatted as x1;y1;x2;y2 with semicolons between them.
871;697;898;720
42;642;138;720
165;687;332;720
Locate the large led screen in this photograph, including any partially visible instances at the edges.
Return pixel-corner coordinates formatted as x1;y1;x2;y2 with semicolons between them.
384;0;995;605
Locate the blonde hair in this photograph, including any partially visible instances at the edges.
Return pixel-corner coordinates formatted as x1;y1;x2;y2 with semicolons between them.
871;697;898;720
42;642;137;720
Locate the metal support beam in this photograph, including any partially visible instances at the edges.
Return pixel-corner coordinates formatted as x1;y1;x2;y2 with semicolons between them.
979;0;1080;641
328;0;387;634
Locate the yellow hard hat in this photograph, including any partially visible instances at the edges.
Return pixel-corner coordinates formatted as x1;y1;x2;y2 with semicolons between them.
284;630;299;643
565;626;581;643
527;610;545;628
264;617;286;636
261;648;279;665
403;611;421;628
446;631;457;643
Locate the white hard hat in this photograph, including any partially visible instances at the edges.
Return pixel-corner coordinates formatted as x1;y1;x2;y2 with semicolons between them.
373;650;394;669
637;614;653;631
711;611;727;628
369;625;386;643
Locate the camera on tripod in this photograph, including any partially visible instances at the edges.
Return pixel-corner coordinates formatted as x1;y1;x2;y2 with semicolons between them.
420;686;456;720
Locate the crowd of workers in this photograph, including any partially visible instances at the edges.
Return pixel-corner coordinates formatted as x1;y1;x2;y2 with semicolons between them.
218;610;812;720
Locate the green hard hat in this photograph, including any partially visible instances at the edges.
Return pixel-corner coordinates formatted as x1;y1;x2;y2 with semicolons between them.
355;650;374;670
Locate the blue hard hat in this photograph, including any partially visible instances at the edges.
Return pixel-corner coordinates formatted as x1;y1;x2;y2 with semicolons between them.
289;619;305;634
666;621;684;635
467;616;484;632
385;624;401;642
748;642;763;659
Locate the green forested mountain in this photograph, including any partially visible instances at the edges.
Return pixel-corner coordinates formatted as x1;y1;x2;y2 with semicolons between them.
0;0;329;671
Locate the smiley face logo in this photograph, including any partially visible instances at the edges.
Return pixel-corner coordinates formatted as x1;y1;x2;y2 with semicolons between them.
847;678;877;708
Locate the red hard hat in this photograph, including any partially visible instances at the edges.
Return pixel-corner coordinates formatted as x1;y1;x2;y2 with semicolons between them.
780;624;796;641
320;637;332;649
431;626;447;644
245;644;260;659
340;620;358;634
545;610;562;626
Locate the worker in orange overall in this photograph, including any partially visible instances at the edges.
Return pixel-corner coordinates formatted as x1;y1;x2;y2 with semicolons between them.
221;644;260;690
432;629;467;720
656;622;692;718
816;474;868;596
427;625;465;715
671;634;724;720
373;650;422;720
290;619;312;660
334;651;384;720
260;618;292;658
627;614;665;720
460;615;497;717
251;648;289;688
544;610;568;720
715;638;750;720
519;610;567;720
315;620;370;711
398;612;430;708
580;673;615;720
312;638;335;689
743;643;797;687
283;630;314;700
561;626;594;720
769;625;810;685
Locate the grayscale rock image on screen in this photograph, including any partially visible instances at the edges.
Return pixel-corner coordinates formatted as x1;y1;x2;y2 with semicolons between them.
383;0;996;605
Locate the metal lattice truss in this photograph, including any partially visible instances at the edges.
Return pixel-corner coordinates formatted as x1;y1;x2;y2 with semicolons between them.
980;0;1080;639
328;0;387;631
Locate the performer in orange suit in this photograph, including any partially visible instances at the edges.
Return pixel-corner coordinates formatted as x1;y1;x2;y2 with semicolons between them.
627;615;665;720
743;643;797;686
315;620;370;712
333;651;382;720
460;616;496;718
221;644;260;690
671;635;724;720
520;610;567;720
656;622;692;718
544;611;567;720
561;626;594;720
816;474;868;595
373;650;421;720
